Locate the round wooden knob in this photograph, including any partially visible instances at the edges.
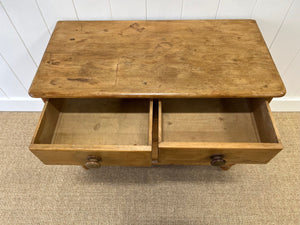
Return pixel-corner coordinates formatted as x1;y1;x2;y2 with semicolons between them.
84;155;101;168
210;154;226;167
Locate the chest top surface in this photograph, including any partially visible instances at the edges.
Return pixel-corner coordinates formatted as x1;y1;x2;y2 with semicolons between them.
29;20;285;98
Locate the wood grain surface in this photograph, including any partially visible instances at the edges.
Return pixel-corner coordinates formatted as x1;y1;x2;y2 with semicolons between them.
158;142;282;165
30;98;153;166
158;98;283;164
29;20;285;98
30;144;152;166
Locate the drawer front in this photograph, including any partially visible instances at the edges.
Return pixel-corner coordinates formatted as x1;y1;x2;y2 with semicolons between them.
30;144;152;166
158;98;283;165
30;98;153;167
158;142;282;165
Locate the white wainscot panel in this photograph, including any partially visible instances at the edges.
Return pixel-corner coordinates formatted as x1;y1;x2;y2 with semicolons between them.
182;0;219;19
36;0;78;32
0;4;37;90
0;55;28;98
252;0;294;47
216;0;257;19
73;0;111;20
270;0;300;75
0;89;7;98
110;0;146;20
147;0;182;20
1;0;50;65
281;51;300;97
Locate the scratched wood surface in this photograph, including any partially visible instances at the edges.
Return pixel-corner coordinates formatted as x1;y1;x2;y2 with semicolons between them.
33;98;151;145
159;98;279;143
158;99;282;165
29;20;285;98
30;98;153;166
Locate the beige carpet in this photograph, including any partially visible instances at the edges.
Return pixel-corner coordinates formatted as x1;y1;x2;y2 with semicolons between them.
0;112;299;225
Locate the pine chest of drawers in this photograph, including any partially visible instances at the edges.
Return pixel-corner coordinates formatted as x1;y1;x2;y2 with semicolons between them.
29;20;286;170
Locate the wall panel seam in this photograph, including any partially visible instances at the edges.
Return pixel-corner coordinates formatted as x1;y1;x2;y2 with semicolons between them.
34;0;51;34
0;2;38;67
180;0;184;19
215;0;221;19
269;0;296;49
250;0;259;18
71;0;79;20
145;0;148;20
0;88;8;98
282;48;300;76
0;53;28;93
108;0;113;19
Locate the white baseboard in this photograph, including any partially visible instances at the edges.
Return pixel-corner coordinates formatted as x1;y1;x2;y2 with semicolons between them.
270;98;300;111
0;97;300;112
0;98;44;111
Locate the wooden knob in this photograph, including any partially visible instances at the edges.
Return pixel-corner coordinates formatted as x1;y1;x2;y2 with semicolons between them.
84;155;101;168
210;154;226;167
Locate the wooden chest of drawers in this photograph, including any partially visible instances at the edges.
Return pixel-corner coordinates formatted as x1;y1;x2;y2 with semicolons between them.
29;20;285;170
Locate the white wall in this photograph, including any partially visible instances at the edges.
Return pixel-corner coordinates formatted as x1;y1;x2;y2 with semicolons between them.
0;0;299;111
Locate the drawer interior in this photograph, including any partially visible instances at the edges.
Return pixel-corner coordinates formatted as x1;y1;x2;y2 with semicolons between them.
159;98;279;144
33;99;152;146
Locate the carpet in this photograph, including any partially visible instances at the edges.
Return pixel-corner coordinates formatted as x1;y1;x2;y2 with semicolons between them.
0;112;299;225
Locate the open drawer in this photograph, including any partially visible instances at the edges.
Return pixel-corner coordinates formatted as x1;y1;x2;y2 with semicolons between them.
30;99;153;167
158;98;282;166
